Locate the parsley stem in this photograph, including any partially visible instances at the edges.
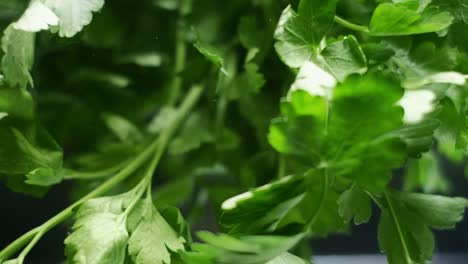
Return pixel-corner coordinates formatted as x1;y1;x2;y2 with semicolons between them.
0;228;39;263
168;9;187;106
277;155;286;178
215;71;228;139
16;229;45;264
63;161;129;180
0;85;204;262
334;15;370;33
365;191;384;209
384;190;413;264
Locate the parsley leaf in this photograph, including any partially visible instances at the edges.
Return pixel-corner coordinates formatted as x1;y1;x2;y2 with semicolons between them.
127;196;186;264
274;0;338;68
1;26;34;88
221;175;306;235
433;0;468;24
403;151;449;193
13;1;59;33
65;193;132;264
266;252;310;264
338;184;372;225
182;232;303;264
321;35;368;81
269;72;405;192
369;1;454;36
193;42;228;75
378;190;468;264
43;0;105;38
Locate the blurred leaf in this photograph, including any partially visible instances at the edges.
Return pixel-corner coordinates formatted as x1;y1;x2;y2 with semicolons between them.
369;2;453;36
1;26;34;88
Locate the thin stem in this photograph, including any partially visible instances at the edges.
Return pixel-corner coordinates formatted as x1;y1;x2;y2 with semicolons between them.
215;96;228;137
384;190;413;264
0;85;204;262
365;191;384;209
123;113;178;217
0;228;39;262
64;161;129;180
334;15;370;33
168;10;187;106
123;176;150;217
277;155;286;179
16;229;45;264
214;71;228;139
0;139;160;262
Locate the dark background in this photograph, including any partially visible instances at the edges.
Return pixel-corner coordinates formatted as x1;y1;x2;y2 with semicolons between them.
1;158;467;263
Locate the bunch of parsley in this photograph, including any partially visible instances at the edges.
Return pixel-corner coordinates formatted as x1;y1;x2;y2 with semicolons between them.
0;0;467;263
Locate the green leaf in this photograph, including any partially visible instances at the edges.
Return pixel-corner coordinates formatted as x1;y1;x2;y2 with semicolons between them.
338;184;371;225
238;16;265;52
65;193;132;264
392;191;468;230
169;111;214;155
147;107;178;134
274;0;338;68
220;175;307;234
433;0;468;24
193;42;228;75
25;167;64;186
1;26;35;88
102;113;143;144
182;232;303;264
152;177;194;207
378;190;468;264
369;2;454;36
127;196;185;264
0;84;34;120
391;118;439;158
300;171;348;236
0;127;62;185
388;41;457;83
116;52;163;67
227;63;265;100
269;73;405;192
378;205;434;264
403;151;449;193
44;0;105;37
321;35;368;81
13;1;59;32
436;97;468;157
287;61;336;99
68;68;131;88
0;173;48;197
402;71;467;89
266;252;310;264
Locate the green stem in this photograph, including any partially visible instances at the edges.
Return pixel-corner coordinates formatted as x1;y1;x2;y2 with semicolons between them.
0;228;39;263
277;155;286;179
384;190;413;264
0;85;203;262
365;191;384;209
334;15;370;33
122;176;151;217
64;161;128;180
305;169;329;232
15;229;45;264
168;11;187;106
215;71;229;140
215;96;228;137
